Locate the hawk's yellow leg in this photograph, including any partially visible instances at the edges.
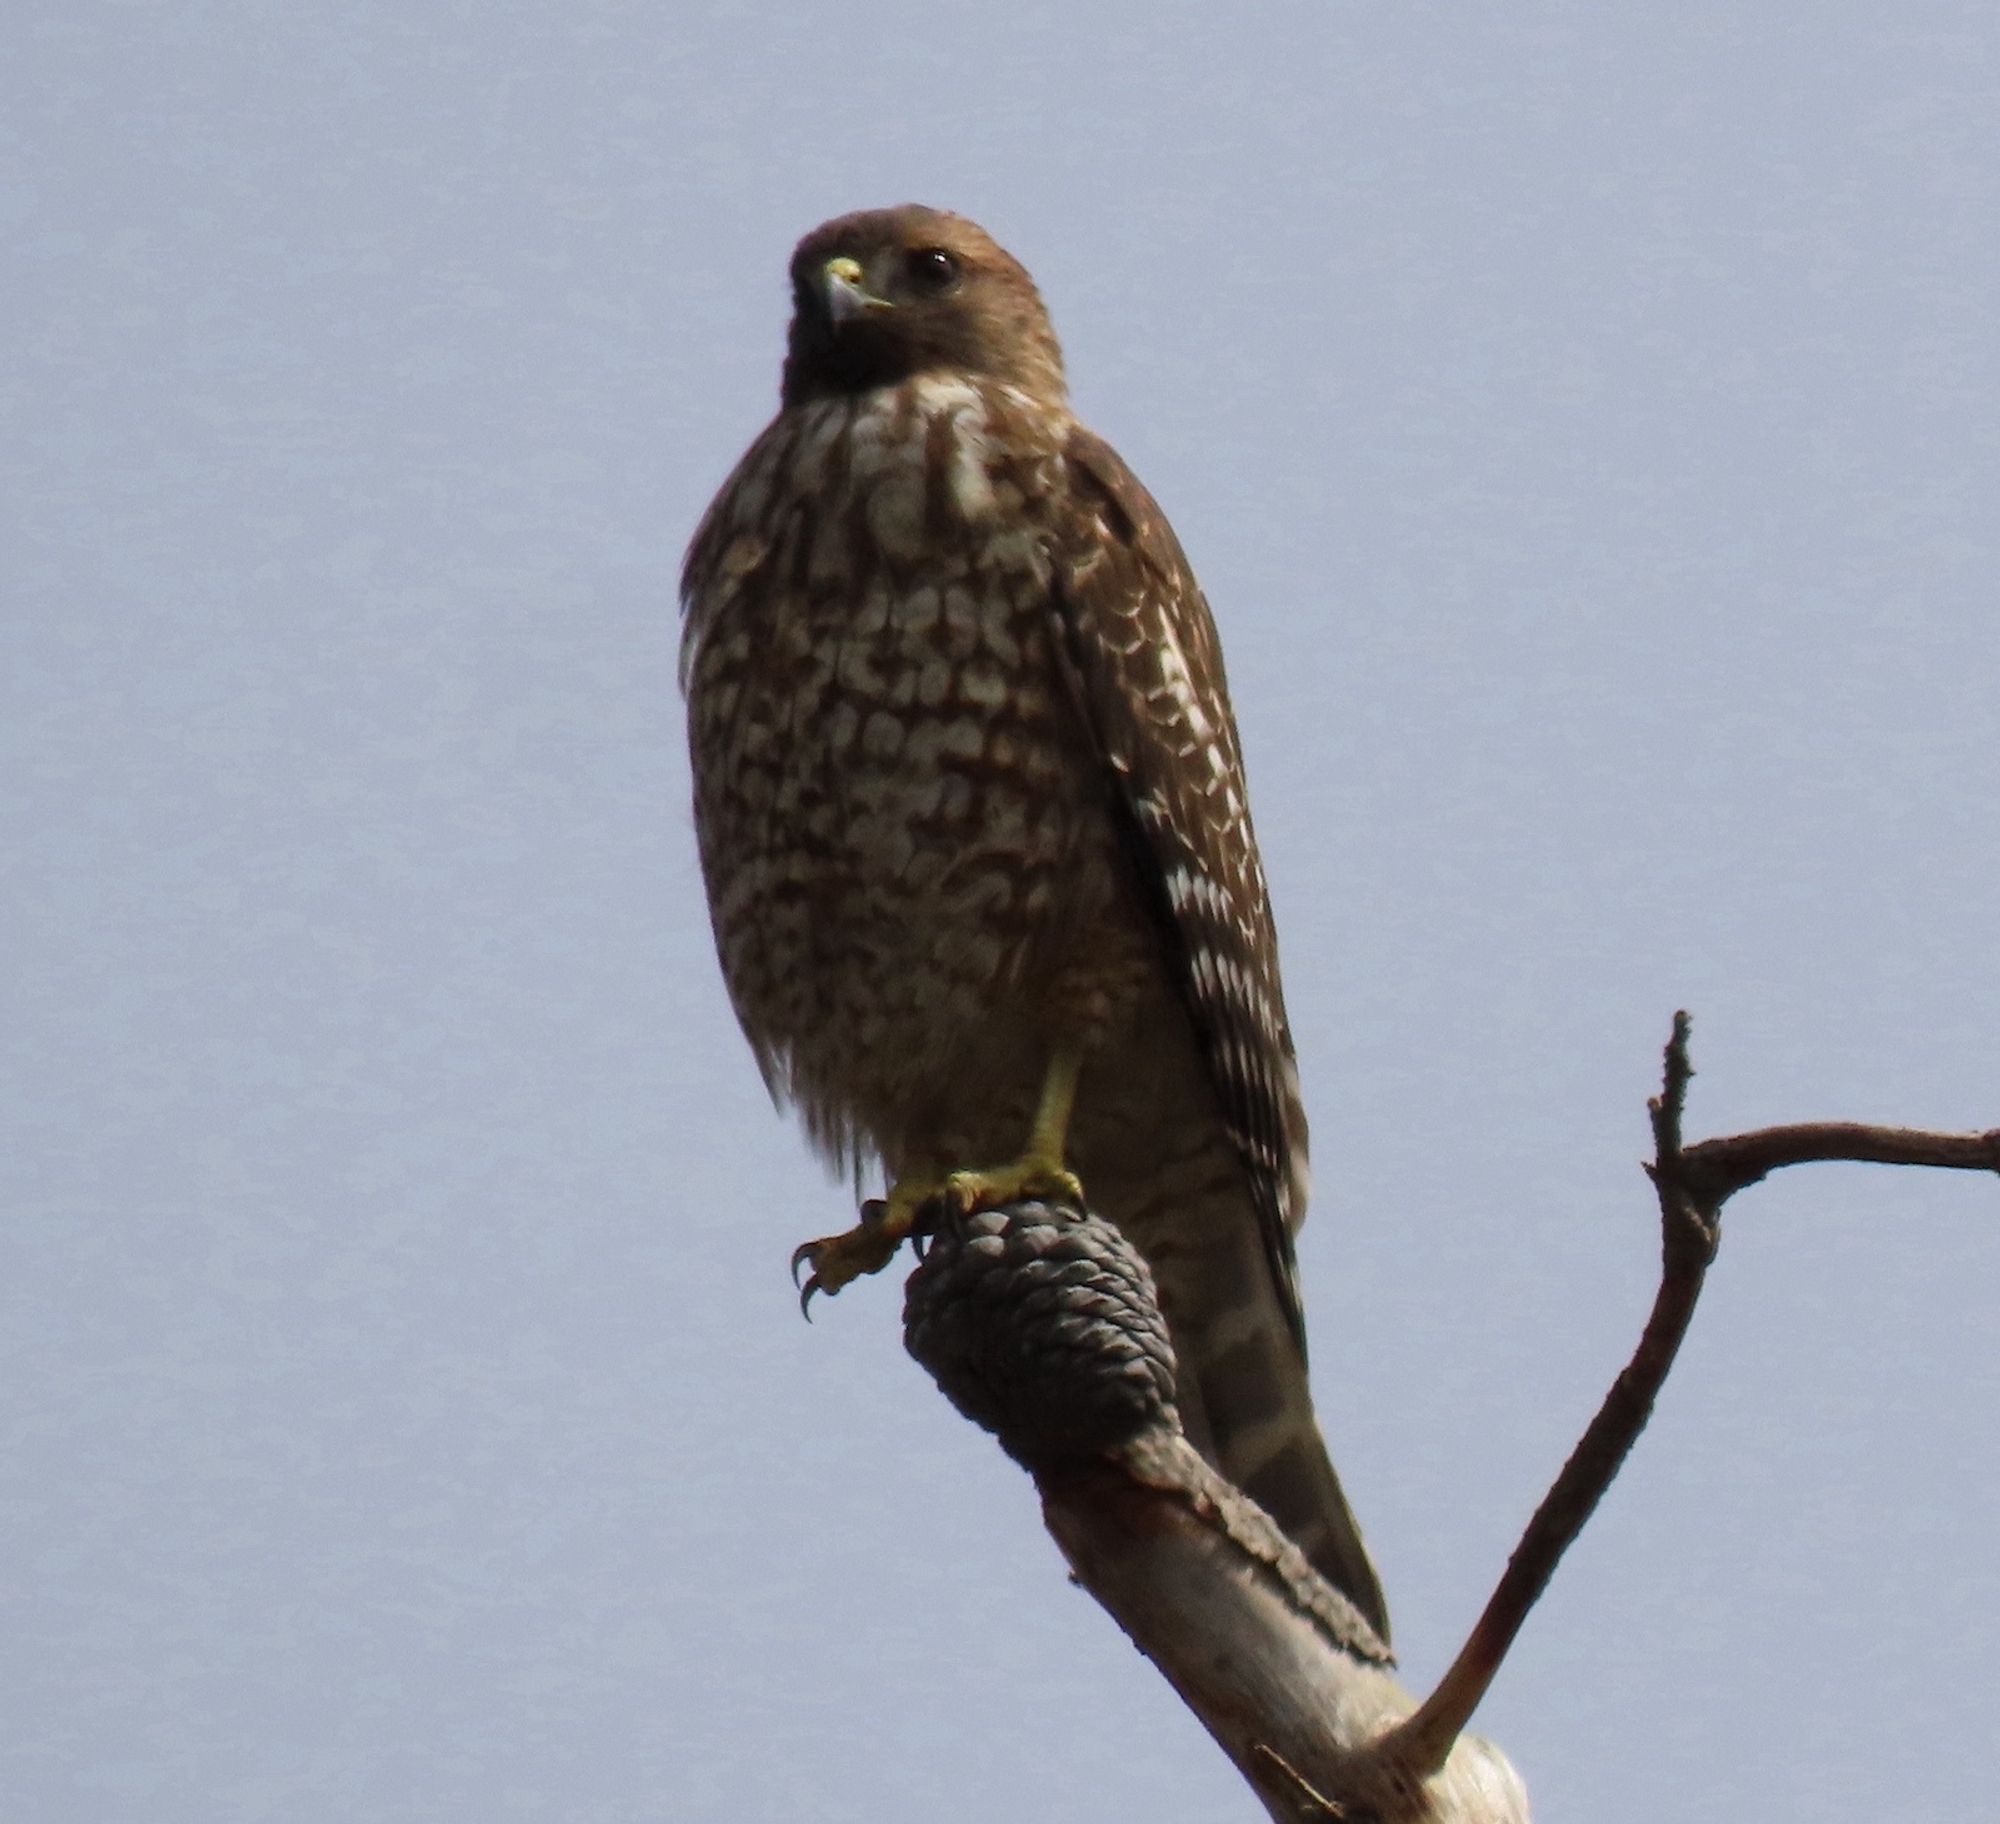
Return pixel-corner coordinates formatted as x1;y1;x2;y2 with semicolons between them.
941;1043;1086;1215
791;1046;1087;1313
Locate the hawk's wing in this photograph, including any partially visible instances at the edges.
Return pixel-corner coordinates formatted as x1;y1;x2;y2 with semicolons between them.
1047;426;1315;1354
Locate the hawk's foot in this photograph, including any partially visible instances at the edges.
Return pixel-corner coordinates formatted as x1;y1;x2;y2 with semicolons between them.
789;1148;1084;1318
943;1156;1085;1219
938;1045;1088;1218
791;1176;943;1316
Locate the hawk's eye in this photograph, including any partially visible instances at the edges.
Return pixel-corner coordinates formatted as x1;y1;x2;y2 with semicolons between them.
906;247;961;295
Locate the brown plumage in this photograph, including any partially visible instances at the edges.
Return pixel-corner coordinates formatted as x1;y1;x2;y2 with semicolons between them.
681;205;1388;1643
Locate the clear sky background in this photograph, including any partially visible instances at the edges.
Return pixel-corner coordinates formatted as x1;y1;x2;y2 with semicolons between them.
7;4;1996;1819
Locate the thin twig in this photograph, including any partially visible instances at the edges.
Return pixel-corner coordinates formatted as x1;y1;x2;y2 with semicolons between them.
1382;1012;2000;1781
1380;1013;1716;1779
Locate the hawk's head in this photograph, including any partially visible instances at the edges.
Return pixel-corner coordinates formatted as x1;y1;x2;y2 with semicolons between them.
780;206;1067;410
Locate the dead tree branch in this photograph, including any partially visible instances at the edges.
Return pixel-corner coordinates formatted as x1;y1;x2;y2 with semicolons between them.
893;1013;1998;1818
903;1194;1526;1822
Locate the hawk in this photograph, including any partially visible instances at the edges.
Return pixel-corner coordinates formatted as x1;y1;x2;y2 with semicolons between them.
681;205;1388;1641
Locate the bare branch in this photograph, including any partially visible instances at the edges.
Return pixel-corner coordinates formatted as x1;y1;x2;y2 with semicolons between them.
1681;1120;2000;1204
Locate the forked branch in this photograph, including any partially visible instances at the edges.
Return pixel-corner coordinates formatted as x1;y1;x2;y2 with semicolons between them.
897;1013;1997;1819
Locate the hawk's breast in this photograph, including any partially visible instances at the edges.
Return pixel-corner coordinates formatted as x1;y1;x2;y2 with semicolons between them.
683;375;1129;1147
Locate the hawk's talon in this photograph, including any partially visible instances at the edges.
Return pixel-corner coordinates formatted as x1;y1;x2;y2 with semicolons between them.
788;1195;920;1320
787;1145;1083;1320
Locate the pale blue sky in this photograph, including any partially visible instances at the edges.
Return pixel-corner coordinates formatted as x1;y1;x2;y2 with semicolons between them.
7;4;1997;1819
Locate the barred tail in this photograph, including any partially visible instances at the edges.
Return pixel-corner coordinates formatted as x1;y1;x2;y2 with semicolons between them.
1151;1217;1390;1645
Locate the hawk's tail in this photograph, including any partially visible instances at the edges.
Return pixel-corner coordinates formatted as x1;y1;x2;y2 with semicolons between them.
1156;1228;1391;1647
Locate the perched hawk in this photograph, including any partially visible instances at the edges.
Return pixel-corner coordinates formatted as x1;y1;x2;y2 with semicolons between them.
681;205;1388;1642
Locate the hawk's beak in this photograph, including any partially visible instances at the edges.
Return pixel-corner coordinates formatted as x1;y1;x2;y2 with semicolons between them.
823;256;887;325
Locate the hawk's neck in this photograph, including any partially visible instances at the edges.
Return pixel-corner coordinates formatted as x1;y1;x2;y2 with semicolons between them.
794;374;1072;539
